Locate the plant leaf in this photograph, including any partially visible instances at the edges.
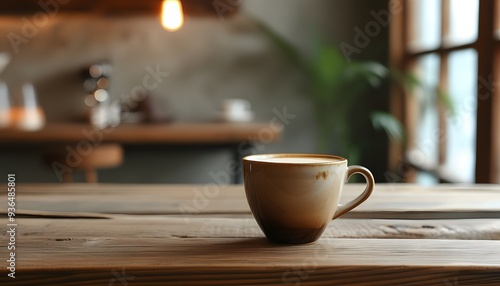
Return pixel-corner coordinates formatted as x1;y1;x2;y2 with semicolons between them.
312;45;345;100
389;70;421;91
370;111;405;142
346;61;389;88
252;18;312;77
390;70;456;117
437;89;456;117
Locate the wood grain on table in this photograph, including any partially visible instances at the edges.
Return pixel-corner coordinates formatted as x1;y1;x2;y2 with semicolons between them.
1;184;500;285
10;183;500;218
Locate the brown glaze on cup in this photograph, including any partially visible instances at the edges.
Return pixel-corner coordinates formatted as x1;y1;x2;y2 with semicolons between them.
243;154;374;244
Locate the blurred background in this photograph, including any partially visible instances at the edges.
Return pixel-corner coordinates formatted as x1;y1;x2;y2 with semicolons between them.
0;0;497;185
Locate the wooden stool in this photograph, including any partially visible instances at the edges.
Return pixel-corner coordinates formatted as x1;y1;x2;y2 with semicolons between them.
44;143;123;183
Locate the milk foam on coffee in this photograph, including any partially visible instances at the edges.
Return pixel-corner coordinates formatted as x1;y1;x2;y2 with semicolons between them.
248;156;341;164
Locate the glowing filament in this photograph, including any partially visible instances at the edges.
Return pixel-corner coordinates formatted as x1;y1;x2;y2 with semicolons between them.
161;0;184;31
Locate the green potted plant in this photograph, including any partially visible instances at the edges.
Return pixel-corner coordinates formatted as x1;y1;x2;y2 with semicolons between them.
256;21;400;162
255;20;453;166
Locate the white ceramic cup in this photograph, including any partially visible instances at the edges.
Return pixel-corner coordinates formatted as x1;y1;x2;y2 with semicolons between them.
222;99;253;122
243;153;374;244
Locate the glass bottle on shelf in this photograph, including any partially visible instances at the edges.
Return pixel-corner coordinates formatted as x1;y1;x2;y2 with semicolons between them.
11;82;45;131
0;53;10;128
0;81;10;128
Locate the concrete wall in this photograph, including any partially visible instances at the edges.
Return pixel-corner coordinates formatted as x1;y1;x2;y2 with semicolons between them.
0;0;390;183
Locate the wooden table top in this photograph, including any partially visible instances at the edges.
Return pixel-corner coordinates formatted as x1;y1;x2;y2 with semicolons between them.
0;122;281;145
1;184;500;285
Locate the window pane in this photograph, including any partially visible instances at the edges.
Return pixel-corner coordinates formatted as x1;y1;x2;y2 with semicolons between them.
446;0;479;46
496;46;500;180
416;171;439;185
408;0;441;51
443;49;478;183
410;54;441;172
496;0;500;39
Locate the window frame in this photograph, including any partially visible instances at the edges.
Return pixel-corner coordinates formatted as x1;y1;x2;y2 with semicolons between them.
389;0;499;183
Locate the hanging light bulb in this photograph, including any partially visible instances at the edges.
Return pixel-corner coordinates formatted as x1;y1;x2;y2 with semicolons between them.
161;0;184;31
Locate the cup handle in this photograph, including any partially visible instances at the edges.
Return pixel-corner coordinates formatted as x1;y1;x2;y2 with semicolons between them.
332;165;374;219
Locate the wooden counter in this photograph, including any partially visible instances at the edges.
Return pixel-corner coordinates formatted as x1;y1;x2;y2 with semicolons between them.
0;122;282;183
0;122;281;145
1;184;499;285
